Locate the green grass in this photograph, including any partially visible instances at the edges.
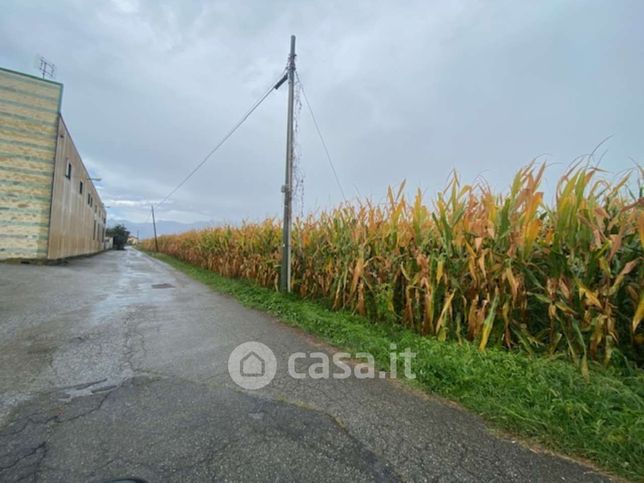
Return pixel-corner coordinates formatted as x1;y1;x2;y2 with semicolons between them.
147;251;643;480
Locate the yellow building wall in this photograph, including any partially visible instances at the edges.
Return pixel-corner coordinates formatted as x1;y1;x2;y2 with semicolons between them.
47;117;106;259
0;68;62;260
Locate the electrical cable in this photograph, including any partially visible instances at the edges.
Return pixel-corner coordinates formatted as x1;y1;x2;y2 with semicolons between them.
153;70;287;211
296;71;347;202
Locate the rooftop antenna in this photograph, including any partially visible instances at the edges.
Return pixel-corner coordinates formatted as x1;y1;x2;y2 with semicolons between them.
36;55;56;80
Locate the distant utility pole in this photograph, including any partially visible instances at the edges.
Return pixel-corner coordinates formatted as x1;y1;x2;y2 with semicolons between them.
280;35;296;293
151;205;159;252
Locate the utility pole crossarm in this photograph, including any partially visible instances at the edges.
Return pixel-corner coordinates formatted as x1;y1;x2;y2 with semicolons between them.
280;35;296;293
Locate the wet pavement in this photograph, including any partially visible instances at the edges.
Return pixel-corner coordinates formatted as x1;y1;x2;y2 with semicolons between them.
0;249;609;481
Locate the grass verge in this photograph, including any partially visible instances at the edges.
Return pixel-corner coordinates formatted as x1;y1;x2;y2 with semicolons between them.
147;251;643;480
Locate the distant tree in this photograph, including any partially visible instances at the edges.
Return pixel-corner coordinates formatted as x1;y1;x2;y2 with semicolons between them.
106;224;130;250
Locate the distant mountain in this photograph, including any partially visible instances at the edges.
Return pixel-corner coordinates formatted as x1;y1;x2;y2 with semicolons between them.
109;219;216;240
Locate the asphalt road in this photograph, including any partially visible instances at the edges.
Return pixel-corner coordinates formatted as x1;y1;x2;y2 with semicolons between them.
0;249;609;482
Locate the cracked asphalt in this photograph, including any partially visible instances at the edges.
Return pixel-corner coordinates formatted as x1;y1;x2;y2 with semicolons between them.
0;249;610;482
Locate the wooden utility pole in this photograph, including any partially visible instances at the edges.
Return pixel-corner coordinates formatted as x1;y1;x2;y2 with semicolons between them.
151;205;159;252
280;35;296;293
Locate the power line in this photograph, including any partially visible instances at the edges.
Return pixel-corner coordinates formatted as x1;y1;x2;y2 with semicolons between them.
154;70;287;211
296;71;347;202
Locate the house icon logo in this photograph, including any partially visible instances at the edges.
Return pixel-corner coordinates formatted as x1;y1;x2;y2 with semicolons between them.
240;351;265;377
228;341;277;390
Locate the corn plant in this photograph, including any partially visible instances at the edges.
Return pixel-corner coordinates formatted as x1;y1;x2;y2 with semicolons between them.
143;164;643;368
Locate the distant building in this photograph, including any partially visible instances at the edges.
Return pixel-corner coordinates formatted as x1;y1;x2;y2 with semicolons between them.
127;235;139;246
0;67;106;260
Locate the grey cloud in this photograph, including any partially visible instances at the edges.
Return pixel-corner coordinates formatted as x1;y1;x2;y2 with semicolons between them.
1;0;642;224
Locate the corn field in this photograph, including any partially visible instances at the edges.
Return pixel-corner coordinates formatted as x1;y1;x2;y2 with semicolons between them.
143;164;644;369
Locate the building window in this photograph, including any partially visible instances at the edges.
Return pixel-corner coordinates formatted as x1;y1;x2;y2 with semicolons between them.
79;181;83;194
65;161;72;179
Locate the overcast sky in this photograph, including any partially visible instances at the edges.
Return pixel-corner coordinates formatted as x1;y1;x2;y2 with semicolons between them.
2;0;642;224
